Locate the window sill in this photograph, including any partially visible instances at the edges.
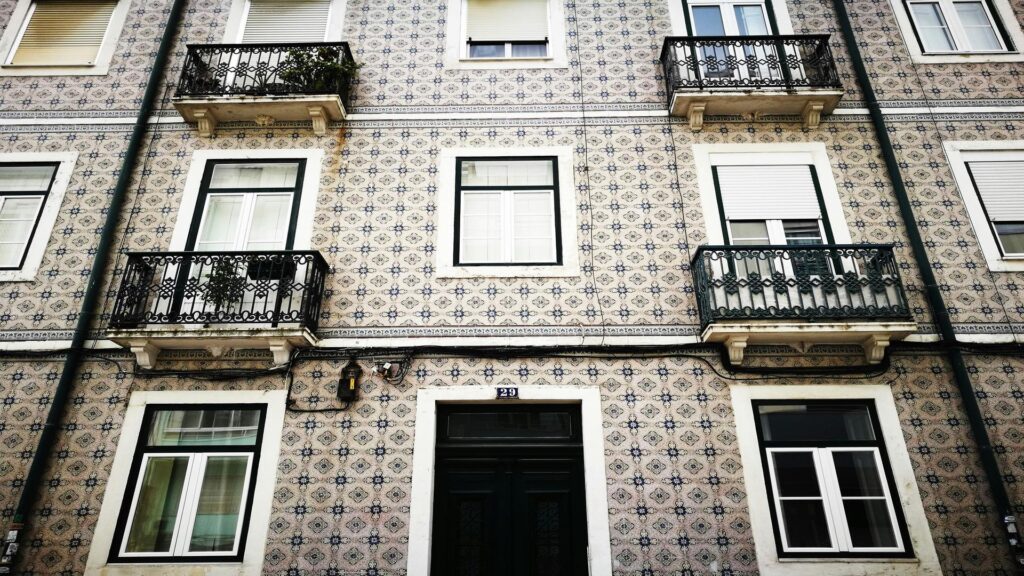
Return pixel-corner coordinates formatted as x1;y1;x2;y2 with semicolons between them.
445;55;568;70
437;263;580;278
0;63;109;76
86;562;250;576
909;51;1024;63
0;268;37;282
777;557;919;563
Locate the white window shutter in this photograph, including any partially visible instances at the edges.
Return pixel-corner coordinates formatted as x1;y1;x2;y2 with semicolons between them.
466;0;549;42
716;165;822;220
967;161;1024;221
241;0;332;43
9;0;117;66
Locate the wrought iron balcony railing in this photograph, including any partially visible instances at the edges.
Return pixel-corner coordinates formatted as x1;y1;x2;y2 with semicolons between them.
691;245;912;332
110;251;329;331
660;35;841;95
176;42;356;104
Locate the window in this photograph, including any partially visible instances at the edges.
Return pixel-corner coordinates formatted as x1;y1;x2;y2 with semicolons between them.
465;0;549;58
454;157;560;266
944;143;1024;272
110;405;265;562
906;0;1007;52
0;0;130;75
237;0;332;42
0;163;57;270
754;401;912;556
687;0;773;35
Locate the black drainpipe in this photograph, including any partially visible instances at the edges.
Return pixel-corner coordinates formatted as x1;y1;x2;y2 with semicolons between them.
829;0;1023;569
0;0;187;572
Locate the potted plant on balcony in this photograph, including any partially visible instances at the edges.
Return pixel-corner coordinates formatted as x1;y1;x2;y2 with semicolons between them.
204;258;247;321
278;45;361;95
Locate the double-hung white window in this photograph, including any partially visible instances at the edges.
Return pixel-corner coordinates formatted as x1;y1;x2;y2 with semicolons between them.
905;0;1008;52
111;406;264;562
464;0;550;58
755;401;910;556
455;157;561;265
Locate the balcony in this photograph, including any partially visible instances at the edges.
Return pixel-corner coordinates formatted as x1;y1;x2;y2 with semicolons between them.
660;35;843;130
173;42;356;136
109;251;329;368
691;245;916;364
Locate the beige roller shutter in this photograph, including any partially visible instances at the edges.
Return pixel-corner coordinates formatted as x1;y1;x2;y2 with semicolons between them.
466;0;549;42
967;161;1024;221
716;165;822;220
9;0;117;66
241;0;332;43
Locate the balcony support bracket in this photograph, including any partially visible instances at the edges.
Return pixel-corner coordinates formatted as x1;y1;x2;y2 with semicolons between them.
861;334;891;364
268;338;294;366
129;339;161;370
308;105;329;136
193;108;218;138
724;335;749;364
802;100;825;129
687;101;707;131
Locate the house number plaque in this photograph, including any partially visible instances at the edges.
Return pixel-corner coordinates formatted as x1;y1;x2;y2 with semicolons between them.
495;387;519;399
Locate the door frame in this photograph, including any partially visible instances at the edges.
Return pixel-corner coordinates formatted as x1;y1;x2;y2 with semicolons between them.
407;386;613;576
668;0;796;35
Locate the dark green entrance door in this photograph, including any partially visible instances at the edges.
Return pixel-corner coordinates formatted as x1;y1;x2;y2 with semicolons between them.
430;405;589;576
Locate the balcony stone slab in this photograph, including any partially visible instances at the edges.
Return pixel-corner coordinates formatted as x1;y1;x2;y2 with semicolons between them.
700;321;919;364
109;327;317;368
174;95;346;137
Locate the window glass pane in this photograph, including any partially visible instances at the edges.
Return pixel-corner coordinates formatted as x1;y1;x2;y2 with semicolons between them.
245;194;292;251
780;501;833;548
954;2;1002;50
771;452;821;497
0;196;44;267
209;163;299;189
832;451;885;497
196;195;244;251
188;456;250;553
461;160;554;187
446;412;572;440
843;500;898;548
0;165;55;192
513;191;555;262
468;42;506;58
782;220;823;245
734;5;769;35
995;222;1024;255
909;3;957;51
511;42;548;57
148;409;261;446
758;403;875;442
728;220;769;244
692;6;726;35
460;192;503;262
124;456;190;553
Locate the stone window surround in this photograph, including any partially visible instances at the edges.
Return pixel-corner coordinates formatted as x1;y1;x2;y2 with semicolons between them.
731;383;943;575
436;145;581;278
84;389;287;576
443;0;569;69
944;140;1024;272
0;152;77;282
0;0;133;76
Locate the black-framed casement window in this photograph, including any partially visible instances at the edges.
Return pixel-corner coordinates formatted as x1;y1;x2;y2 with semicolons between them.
0;163;58;270
965;159;1024;258
109;405;266;562
186;160;305;252
465;0;549;58
753;401;913;558
904;0;1012;53
454;157;562;266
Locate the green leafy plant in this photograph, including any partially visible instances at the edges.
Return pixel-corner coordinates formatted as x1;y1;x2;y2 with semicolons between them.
204;258;247;313
278;46;361;94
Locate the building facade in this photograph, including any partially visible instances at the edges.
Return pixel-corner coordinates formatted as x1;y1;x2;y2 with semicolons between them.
0;0;1022;575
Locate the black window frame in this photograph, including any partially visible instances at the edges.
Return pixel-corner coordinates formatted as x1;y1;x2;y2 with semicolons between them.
107;403;268;564
0;162;59;271
752;399;915;559
453;155;563;267
466;39;551;59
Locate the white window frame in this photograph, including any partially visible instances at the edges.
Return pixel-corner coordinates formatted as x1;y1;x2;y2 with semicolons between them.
668;0;796;34
0;0;132;76
888;0;1024;62
0;152;76;282
85;390;287;576
732;384;942;575
168;149;324;252
905;0;1006;51
223;0;348;42
693;143;854;246
436;146;579;278
444;0;568;69
407;385;613;576
944;140;1024;272
765;446;905;554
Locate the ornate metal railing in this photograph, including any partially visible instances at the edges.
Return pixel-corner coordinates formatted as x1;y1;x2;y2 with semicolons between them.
691;245;912;331
110;251;329;331
660;35;841;95
176;42;356;104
